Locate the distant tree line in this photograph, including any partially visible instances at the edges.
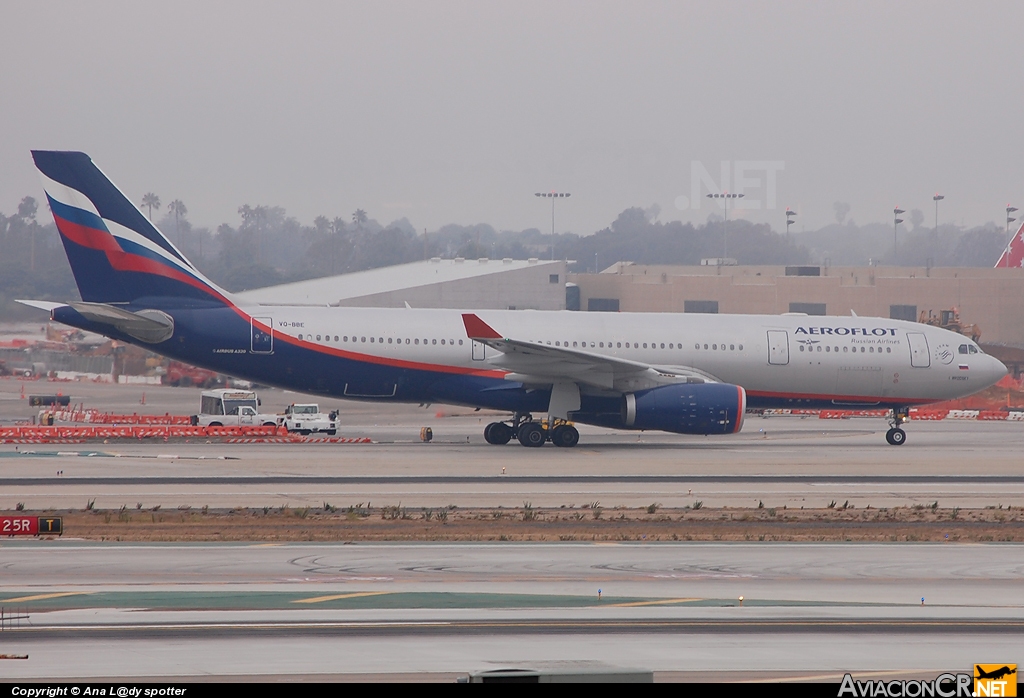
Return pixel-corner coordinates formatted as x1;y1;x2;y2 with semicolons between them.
0;193;1011;320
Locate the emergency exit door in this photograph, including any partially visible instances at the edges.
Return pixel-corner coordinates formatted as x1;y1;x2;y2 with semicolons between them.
251;317;273;353
767;330;789;365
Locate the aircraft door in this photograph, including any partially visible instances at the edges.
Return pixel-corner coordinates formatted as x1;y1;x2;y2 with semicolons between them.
767;330;789;365
472;340;486;361
251;317;273;354
907;332;930;367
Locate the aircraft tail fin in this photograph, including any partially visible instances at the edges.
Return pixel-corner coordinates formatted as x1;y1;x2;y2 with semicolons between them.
31;150;231;305
994;220;1024;268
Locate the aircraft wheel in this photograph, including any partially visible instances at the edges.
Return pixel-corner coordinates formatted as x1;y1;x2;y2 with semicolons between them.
517;421;547;447
326;430;336;436
551;424;579;448
885;427;906;445
489;422;512;445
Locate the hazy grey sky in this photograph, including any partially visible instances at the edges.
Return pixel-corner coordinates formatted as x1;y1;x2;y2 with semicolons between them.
3;1;1023;236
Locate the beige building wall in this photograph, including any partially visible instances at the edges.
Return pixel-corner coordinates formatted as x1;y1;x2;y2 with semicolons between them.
569;264;1024;346
337;260;568;310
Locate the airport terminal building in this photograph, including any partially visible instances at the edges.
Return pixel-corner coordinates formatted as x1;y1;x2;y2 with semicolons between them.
569;263;1024;346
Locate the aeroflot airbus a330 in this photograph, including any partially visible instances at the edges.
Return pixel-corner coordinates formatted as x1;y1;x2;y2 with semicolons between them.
20;151;1007;448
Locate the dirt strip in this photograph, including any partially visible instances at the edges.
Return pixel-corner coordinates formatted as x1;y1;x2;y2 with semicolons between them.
8;504;1023;542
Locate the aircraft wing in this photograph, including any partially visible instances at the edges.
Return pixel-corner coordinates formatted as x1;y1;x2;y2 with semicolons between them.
461;313;717;391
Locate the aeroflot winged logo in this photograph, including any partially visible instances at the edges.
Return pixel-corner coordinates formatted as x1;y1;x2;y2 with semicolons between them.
796;326;899;337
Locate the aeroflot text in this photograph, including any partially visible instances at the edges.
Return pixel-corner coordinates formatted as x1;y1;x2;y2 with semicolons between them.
838;673;973;697
796;327;899;337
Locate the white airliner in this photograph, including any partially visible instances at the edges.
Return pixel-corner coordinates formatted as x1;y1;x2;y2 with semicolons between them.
22;151;1008;448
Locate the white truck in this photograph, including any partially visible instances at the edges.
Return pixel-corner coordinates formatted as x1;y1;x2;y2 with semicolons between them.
190;389;279;428
278;403;337;435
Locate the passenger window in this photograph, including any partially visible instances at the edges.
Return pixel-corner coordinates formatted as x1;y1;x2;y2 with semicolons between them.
573;341;578;347
800;345;805;352
703;344;708;350
316;335;321;341
555;341;560;347
738;344;743;350
415;339;419;344
711;344;716;350
729;344;734;350
458;340;463;345
432;339;437;345
825;346;830;352
660;343;665;349
817;346;822;352
361;337;366;342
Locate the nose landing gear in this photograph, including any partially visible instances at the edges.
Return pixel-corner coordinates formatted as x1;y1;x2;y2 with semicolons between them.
885;407;909;445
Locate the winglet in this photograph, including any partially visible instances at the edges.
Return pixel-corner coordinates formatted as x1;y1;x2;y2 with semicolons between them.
462;313;503;340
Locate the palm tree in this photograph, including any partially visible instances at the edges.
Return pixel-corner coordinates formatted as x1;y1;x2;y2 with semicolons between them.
141;193;161;222
167;199;187;246
352;209;367;230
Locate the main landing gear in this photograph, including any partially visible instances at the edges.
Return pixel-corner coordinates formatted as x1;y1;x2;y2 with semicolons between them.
483;413;579;448
885;407;909;446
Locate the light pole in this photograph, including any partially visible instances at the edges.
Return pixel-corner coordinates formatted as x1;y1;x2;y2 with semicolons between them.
535;192;570;261
785;207;796;236
1006;205;1019;267
706;192;744;259
932;194;944;267
894;207;905;265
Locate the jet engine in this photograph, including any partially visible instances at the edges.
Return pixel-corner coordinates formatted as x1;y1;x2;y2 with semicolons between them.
622;382;746;435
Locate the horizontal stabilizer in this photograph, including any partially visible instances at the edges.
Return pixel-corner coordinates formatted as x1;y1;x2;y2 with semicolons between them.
15;299;67;313
67;301;175;344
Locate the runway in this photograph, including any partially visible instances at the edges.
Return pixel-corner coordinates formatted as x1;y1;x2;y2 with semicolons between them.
1;382;1023;680
0;542;1021;681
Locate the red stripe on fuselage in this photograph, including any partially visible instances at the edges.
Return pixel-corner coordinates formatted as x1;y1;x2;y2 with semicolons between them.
268;328;508;378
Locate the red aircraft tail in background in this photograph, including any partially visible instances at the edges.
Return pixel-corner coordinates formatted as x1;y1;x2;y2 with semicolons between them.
995;221;1024;268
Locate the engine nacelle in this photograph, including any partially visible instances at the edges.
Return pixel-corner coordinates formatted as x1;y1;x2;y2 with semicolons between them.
622;383;746;435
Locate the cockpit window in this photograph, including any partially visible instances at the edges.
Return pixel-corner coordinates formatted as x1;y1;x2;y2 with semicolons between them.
968;345;978;354
958;344;969;354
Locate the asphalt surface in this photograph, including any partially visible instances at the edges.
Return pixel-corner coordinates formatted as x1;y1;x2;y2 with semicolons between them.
1;380;1022;680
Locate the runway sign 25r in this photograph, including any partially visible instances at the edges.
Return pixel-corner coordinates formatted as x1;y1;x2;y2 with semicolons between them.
0;516;62;536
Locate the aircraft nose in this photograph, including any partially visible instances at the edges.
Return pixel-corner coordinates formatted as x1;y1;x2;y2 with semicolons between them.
984;355;1008;387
